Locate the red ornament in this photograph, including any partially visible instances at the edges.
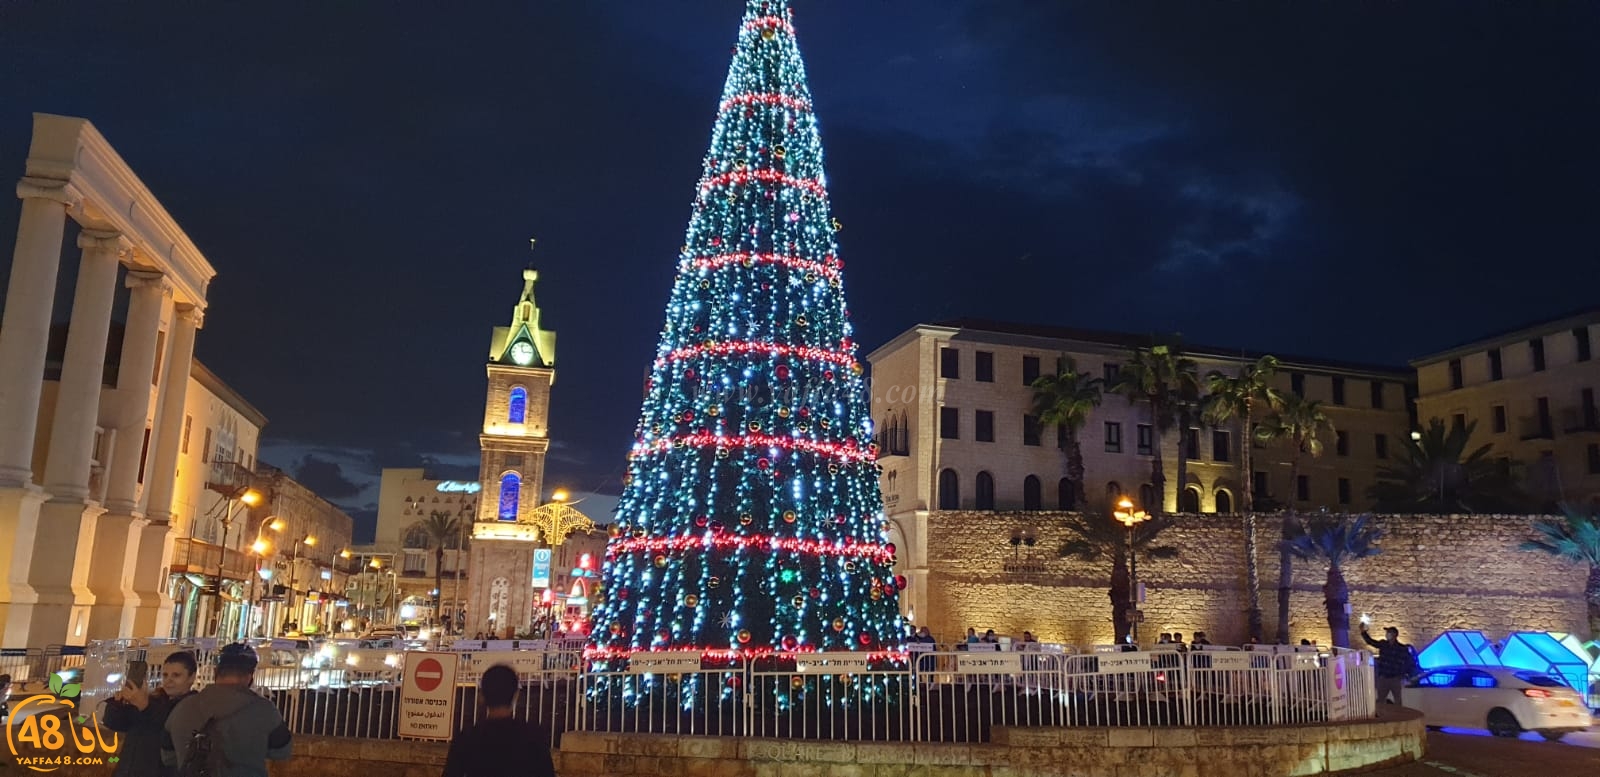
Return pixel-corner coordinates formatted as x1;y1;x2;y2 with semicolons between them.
781;635;798;651
834;514;846;524
776;365;790;380
823;371;835;380
695;515;709;528
711;237;722;246
859;633;873;646
894;575;907;589
757;458;771;470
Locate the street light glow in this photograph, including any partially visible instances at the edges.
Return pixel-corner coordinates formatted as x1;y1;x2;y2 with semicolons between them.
552;489;569;503
240;489;263;507
251;540;268;554
304;535;317;546
269;518;285;532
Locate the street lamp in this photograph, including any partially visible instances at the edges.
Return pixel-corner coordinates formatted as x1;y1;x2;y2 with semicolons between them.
1113;496;1150;645
209;486;262;638
282;534;317;634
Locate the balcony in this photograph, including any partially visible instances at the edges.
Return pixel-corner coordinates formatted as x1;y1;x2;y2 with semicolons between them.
1518;416;1555;442
1559;406;1600;435
873;426;910;458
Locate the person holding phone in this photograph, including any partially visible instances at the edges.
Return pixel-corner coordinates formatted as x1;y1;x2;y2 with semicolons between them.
104;651;198;777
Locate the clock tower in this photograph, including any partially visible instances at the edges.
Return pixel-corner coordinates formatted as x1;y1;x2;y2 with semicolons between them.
465;268;557;638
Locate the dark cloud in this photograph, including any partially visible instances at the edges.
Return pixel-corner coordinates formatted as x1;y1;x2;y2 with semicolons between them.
290;456;363;501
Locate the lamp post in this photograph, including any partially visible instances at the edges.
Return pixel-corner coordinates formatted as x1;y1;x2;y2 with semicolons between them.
282;533;317;635
211;487;262;638
1113;496;1150;645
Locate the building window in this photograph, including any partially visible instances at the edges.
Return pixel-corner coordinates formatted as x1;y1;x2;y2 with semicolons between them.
976;351;995;383
975;471;995;510
1296;475;1309;502
1179;487;1200;513
1370;381;1385;409
1056;423;1067;450
938;469;959;510
137;428;151;484
1336;430;1349;457
1212;430;1231;462
1183;427;1200;460
1104;422;1123;453
1253;471;1269;498
1215;489;1233;513
201;427;213;463
1338;478;1351;505
1103;362;1120;384
1492;405;1507;433
1530;338;1546;372
940;407;959;440
1581;387;1597;430
497;472;521;521
1290;372;1305;397
1375;433;1389;460
975;410;995;443
1022;356;1040;386
1136;424;1153;456
152;330;166;385
1331;376;1346;406
1589;444;1600;475
1139;483;1157;511
1022;415;1041;446
940;347;959;379
181;415;192;455
508;386;528;424
1488;348;1503;381
1448;359;1463;390
1023;475;1042;511
1576;327;1593;363
1536;396;1552;437
1451;413;1466;433
1057;478;1075;510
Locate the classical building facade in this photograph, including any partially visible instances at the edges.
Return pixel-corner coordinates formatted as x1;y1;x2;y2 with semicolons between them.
465;269;560;638
0;114;217;646
1412;308;1600;508
867;319;1415;624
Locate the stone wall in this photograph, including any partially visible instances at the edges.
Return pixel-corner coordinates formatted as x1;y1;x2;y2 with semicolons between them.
924;511;1589;647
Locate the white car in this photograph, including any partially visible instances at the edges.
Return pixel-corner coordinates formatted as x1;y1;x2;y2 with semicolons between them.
1408;665;1593;741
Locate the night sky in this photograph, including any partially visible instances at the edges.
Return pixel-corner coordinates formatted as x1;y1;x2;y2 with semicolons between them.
1;2;1595;540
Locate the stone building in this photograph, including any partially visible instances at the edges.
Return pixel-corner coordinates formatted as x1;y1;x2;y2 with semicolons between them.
244;465;355;637
364;467;477;628
866;319;1415;624
1411;308;1600;509
0;114;218;646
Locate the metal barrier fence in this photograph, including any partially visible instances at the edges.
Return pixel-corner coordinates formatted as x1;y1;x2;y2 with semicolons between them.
69;641;1376;745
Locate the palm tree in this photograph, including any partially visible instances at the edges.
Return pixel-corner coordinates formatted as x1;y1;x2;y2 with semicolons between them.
1281;514;1383;648
1059;512;1179;642
1109;342;1200;513
1202;355;1284;642
1521;506;1600;635
420;510;464;626
1369;417;1526;513
1257;393;1335;644
1031;356;1103;509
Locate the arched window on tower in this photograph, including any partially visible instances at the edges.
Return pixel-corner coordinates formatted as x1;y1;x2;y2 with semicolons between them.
937;468;960;510
975;471;995;511
508;386;528;424
1023;475;1042;510
498;472;522;521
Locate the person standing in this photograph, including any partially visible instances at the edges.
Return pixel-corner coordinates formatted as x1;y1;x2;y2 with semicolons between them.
1360;624;1417;706
164;643;292;776
103;651;198;777
442;665;556;777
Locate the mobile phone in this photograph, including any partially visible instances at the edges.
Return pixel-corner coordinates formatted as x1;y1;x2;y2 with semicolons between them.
126;659;148;689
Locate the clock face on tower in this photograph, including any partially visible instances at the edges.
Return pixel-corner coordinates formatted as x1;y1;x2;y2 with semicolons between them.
509;340;535;366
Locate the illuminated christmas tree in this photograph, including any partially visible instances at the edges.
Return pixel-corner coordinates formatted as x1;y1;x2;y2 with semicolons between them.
588;0;903;666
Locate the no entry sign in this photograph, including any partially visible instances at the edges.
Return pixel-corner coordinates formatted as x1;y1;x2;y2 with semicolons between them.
400;652;459;740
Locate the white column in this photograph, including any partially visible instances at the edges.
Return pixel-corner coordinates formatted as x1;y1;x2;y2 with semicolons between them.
86;273;169;639
41;229;127;497
0;179;77;486
29;229;127;644
142;305;200;524
103;271;170;512
128;304;200;634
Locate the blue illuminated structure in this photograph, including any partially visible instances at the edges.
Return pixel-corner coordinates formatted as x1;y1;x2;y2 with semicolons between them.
1416;630;1500;669
1499;631;1591;697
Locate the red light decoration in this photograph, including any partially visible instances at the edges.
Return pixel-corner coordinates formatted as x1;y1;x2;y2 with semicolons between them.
606;532;896;565
719;92;811;114
684;251;841;280
583;645;910;662
741;15;795;36
700;169;828;199
655;340;857;370
631;432;877;464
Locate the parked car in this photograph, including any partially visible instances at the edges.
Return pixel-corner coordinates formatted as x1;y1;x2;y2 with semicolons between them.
1408;665;1593;741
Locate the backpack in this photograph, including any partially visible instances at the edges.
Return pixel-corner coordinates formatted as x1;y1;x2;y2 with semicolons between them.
179;716;231;777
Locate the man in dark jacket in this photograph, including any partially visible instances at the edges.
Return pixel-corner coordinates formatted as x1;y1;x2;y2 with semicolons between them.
1361;624;1417;706
103;651;198;777
164;643;291;777
442;664;555;777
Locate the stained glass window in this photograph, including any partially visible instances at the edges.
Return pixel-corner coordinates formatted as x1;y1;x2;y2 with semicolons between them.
498;472;521;521
508;386;527;424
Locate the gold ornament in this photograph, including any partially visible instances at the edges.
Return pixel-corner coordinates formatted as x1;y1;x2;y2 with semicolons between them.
831;617;845;632
791;595;804;608
654;555;669;568
777;406;791;418
740;513;754;526
782;510;797;523
795;314;808;327
761;27;776;40
774;145;786;158
737;629;752;643
685;594;700;607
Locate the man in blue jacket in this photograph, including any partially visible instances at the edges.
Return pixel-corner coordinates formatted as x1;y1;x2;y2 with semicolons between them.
164;644;291;776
